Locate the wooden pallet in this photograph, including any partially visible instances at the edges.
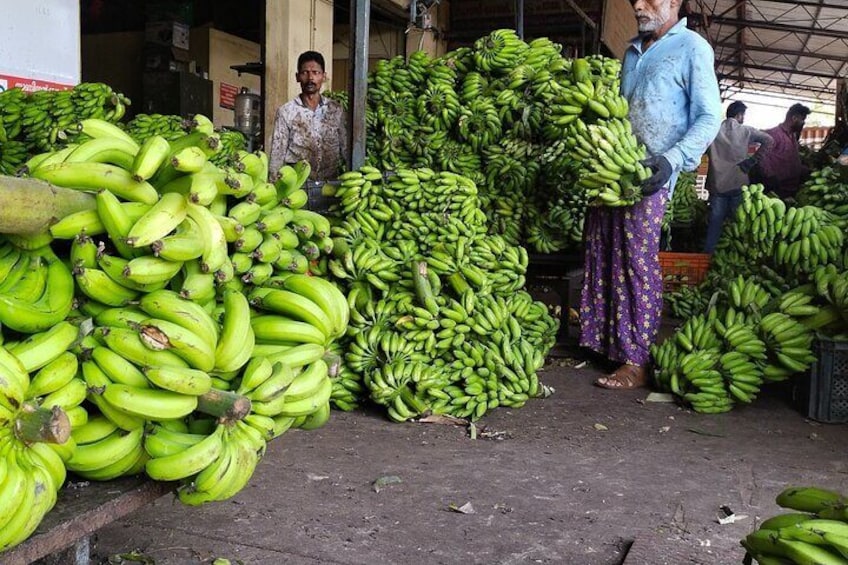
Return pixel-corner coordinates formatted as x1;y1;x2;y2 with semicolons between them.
2;476;172;565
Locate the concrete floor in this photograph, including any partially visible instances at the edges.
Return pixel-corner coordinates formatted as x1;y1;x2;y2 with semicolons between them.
86;355;848;565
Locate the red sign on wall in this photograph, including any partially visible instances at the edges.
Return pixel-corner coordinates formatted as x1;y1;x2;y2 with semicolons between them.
220;82;239;110
0;74;73;93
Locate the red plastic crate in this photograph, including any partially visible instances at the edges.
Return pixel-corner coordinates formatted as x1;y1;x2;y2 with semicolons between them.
658;252;711;292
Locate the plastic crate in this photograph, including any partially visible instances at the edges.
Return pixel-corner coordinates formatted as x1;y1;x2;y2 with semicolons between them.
658;252;711;292
797;336;848;424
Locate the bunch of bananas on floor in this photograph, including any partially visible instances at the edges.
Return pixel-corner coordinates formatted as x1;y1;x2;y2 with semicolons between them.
0;83;129;161
651;273;822;412
324;165;557;422
362;31;655;253
742;485;848;564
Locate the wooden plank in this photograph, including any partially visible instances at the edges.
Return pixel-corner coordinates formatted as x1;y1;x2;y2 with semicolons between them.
1;476;172;565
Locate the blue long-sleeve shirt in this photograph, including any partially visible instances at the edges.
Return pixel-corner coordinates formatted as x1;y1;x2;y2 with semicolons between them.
621;19;722;192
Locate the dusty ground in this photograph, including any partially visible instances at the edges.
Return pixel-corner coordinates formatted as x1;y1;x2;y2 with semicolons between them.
86;354;848;565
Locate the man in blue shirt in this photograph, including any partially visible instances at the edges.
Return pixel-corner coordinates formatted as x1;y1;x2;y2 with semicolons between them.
581;0;722;389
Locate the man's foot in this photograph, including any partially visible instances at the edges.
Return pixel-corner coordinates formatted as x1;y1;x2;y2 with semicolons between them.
594;364;647;390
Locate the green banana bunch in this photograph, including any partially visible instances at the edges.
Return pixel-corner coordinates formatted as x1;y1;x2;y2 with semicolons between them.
741;486;848;564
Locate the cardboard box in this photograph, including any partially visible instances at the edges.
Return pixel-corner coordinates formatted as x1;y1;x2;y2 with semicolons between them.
144;44;192;73
146;21;190;50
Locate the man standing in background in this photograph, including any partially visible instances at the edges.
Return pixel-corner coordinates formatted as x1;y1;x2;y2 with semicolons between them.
703;101;773;253
269;51;348;181
751;103;811;200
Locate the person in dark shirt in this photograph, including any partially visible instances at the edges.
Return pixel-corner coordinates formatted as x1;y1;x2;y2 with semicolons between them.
751;103;811;200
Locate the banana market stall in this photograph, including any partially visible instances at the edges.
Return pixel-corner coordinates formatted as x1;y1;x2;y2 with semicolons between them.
0;77;562;558
0;26;847;564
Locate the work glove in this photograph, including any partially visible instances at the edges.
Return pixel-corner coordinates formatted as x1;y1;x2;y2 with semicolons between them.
640;155;672;196
738;156;757;174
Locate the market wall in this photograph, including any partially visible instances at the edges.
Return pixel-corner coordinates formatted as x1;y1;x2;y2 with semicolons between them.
189;26;261;129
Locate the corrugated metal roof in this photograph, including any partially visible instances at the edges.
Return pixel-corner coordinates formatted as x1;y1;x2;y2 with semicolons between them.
687;0;848;103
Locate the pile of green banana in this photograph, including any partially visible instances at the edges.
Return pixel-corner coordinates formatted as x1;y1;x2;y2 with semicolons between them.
796;164;848;223
0;109;354;551
711;183;845;286
654;185;848;413
661;171;708;251
363;31;651;252
0;82;129;170
651;273;824;413
322;165;558;421
123;113;247;169
664;283;710;320
742;485;848;564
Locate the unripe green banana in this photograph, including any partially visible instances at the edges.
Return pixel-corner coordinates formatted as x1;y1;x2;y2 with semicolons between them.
72;414;120;446
33;162;158;204
90;345;150;389
26;351;79;399
214;290;255;373
251;315;327;346
66;425;144;473
145;425;224;481
8;321;79;373
102;383;198;420
79;118;140;152
143;366;213;396
126;192;188;248
132;134;171;180
138;289;219;352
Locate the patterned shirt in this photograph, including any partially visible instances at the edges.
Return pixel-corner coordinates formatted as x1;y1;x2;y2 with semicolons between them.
268;95;348;181
622;18;722;195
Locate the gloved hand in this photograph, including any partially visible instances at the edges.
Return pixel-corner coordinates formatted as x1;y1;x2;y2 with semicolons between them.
738;156;757;174
640;155;672;196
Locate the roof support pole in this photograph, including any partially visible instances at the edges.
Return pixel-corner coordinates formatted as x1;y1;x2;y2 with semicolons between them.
348;0;370;171
515;0;524;40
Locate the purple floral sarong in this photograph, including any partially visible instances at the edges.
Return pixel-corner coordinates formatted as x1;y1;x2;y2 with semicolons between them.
579;190;667;366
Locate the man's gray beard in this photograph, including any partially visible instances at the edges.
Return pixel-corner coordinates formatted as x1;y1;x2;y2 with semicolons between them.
636;3;672;33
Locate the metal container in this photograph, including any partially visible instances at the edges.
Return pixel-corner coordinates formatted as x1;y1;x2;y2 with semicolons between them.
233;87;261;136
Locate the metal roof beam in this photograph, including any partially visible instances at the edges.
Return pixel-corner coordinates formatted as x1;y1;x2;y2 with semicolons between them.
716;59;840;80
714;41;848;63
753;0;848;11
718;76;836;97
708;16;848;40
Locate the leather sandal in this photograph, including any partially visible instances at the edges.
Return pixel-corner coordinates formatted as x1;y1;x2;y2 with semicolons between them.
594;364;648;390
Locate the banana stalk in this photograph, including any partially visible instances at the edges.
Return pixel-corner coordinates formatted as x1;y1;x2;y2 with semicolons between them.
0;175;96;234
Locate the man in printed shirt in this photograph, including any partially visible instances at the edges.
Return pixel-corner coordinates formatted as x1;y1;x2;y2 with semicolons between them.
581;0;722;389
703;101;773;253
751;103;811;200
269;51;349;181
